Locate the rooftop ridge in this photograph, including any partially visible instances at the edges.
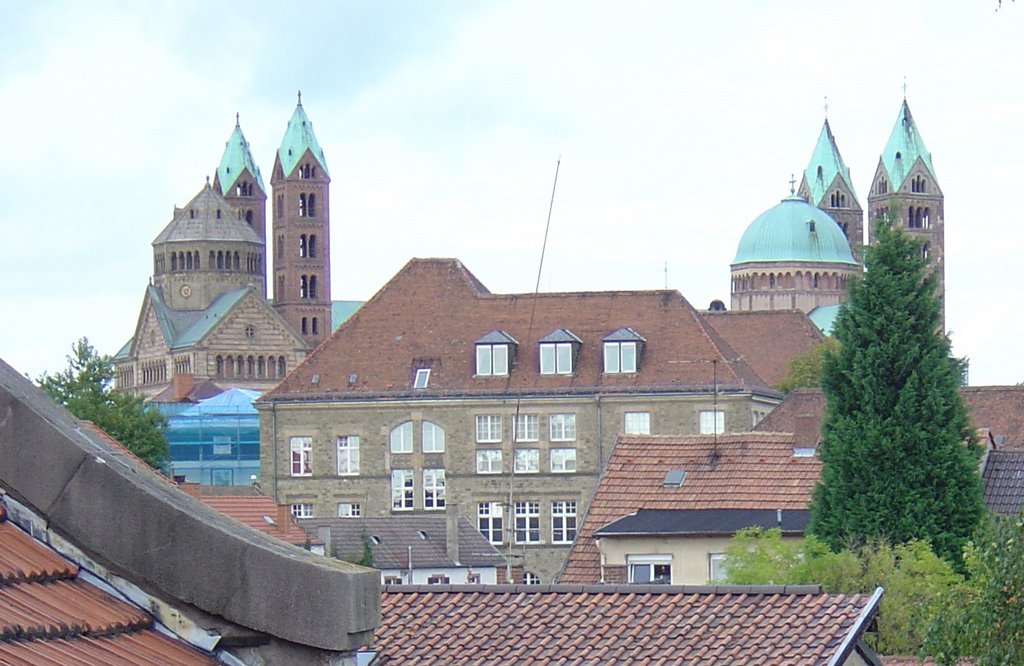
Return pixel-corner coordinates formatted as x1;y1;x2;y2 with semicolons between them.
382;583;826;595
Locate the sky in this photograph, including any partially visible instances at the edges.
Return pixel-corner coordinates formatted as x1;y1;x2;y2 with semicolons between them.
1;1;1022;386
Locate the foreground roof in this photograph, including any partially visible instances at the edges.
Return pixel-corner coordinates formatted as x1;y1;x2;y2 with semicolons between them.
0;506;214;665
195;492;313;547
702;310;823;386
264;258;771;401
559;433;820;584
981;450;1024;515
299;516;505;569
372;584;882;665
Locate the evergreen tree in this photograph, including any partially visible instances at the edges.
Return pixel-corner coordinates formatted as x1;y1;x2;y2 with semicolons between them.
809;222;982;564
38;337;168;469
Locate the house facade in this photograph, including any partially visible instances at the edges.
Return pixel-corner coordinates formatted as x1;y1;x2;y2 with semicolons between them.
258;257;801;582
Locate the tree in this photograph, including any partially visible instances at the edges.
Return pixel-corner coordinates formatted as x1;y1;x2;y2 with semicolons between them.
925;510;1024;665
38;338;168;469
774;337;839;393
725;528;965;654
809;221;982;564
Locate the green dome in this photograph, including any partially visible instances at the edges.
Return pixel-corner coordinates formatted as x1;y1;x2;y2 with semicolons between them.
733;195;858;265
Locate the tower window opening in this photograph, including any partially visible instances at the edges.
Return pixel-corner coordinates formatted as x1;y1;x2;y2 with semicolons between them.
308;194;316;217
299;234;307;258
309;275;318;299
298;193;307;217
301;317;308;334
245;210;253;224
312;317;319;335
309;235;317;258
300;276;308;299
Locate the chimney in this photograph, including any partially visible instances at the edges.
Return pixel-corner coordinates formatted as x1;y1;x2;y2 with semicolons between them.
446;503;460;565
794;414;819;448
277;504;292;531
171;373;195;401
178;482;202;499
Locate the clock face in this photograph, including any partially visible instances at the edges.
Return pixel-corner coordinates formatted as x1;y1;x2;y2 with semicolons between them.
180;284;192;298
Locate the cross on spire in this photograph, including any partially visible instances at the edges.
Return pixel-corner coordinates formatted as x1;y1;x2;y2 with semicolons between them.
235;112;240;127
789;173;796;195
903;76;907;99
297;90;303;106
824;95;828;119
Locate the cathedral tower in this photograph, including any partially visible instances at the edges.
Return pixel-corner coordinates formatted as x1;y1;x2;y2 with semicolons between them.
271;93;332;347
214;115;268;297
797;118;864;260
867;99;945;327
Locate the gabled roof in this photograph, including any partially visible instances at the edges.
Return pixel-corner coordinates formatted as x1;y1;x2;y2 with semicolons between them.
596;508;810;537
372;584;883;665
152;183;262;245
701;310;824;386
982;450;1024;515
264;258;771;401
802;119;860;208
0;506;215;664
215;116;266;194
879;99;938;191
559;433;820;584
172;287;251;348
754;388;827;440
298;515;506;569
276;97;329;178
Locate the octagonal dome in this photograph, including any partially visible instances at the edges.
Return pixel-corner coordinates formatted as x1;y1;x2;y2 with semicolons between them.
733;195;858;266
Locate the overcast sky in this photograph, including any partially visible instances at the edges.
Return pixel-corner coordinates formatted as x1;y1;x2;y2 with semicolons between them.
1;1;1022;386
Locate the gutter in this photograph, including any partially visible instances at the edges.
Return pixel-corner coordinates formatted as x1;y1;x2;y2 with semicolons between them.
827;586;883;666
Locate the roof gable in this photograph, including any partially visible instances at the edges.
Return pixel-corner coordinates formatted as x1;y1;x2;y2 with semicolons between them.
559;432;820;584
701;310;823;386
879;99;938;191
801;119;860;208
214;117;266;194
264;258;768;400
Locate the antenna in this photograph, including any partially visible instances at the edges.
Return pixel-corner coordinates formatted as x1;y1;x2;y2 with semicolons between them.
507;156;561;583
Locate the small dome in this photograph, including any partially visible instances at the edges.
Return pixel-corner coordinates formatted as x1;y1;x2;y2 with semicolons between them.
733;196;858;265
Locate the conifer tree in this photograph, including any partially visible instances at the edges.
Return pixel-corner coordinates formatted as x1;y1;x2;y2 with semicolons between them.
809;222;982;564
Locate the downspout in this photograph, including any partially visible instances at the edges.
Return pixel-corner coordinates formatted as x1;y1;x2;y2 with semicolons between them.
271;403;279;499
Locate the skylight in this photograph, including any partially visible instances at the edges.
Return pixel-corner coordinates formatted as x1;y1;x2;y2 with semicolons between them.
663;470;686;488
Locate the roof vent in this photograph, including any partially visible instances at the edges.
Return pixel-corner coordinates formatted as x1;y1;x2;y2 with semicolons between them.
793;447;817;458
663;470;686;488
708;299;726;312
311;374;320;386
262;515;276;526
370;535;381;545
417;530;429;540
348;373;358;386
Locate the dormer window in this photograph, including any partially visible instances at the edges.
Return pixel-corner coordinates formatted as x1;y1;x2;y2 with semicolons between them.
475;331;517;376
539;329;581;375
603;328;645;374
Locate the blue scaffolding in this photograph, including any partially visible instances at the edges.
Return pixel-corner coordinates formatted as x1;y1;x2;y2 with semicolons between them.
163;388;261;485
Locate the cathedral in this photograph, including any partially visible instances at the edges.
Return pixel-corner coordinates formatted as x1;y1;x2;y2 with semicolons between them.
113;95;339;399
729;98;945;332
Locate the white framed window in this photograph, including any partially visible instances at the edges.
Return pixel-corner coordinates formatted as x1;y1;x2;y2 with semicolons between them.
699;410;725;435
550;447;577;473
391;469;414;511
426;574;451;585
478;502;503;544
338;502;361;518
336;436;359;476
709;552;728;582
476;449;503;474
476;415;502;443
422;421;445;453
549;413;577;441
290;436;312;476
539;342;574;375
383;575;403;585
414;368;430;389
290;503;314;519
551;500;577;543
524;572;541;585
476;343;509;376
390;421;413;453
624;411;650;435
514;413;539;442
628;554;672;584
423;469;446;510
514;501;540;544
514;448;540;473
604;341;638;373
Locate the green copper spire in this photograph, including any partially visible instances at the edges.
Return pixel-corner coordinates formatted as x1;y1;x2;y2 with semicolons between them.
803;119;859;207
880;99;937;191
216;114;266;194
277;91;329;178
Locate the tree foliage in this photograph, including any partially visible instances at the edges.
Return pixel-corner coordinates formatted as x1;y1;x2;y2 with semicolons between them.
774;337;839;393
925;510;1024;665
810;222;982;564
725;528;965;654
37;338;168;469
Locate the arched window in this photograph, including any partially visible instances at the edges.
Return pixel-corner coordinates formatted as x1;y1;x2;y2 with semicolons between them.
308;194;316;217
217;251;224;270
247;356;255;376
171;253;178;271
816;165;823;180
298;193;307;217
277;356;286;378
234;252;240;271
312;317;319;335
216;356;223;377
301;317;308;334
235;355;243;376
276;195;283;218
300;276;308;299
209;251;215;268
309;275;318;299
923;208;930;229
245;210;253;224
277;276;284;298
921;242;930;260
257;356;265;377
277;235;284;258
813;274;819;289
194;252;200;269
186;253;193;270
308;235;316;258
768;274;776;289
299;235;307;257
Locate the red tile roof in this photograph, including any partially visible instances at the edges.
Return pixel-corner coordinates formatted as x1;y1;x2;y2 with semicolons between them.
372;584;880;665
0;507;213;665
702;310;824;387
559;433;820;584
264;258;774;400
198;494;313;546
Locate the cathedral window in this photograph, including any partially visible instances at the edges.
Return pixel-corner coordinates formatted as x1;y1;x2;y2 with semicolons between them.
301;317;308;334
234;252;240;271
216;208;222;219
171;253;178;271
245;210;253;224
186;253;193;270
308;194;316;217
277;356;286;378
309;276;318;299
813;274;819;289
299;234;307;257
257;356;265;377
247;356;255;376
217;251;224;270
276;195;283;218
308;235;316;258
194;252;200;269
277;276;284;298
298;193;307;217
216;356;224;377
300;275;309;299
236;356;243;376
277;235;284;258
312;317;319;335
921;242;930;260
769;274;776;289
